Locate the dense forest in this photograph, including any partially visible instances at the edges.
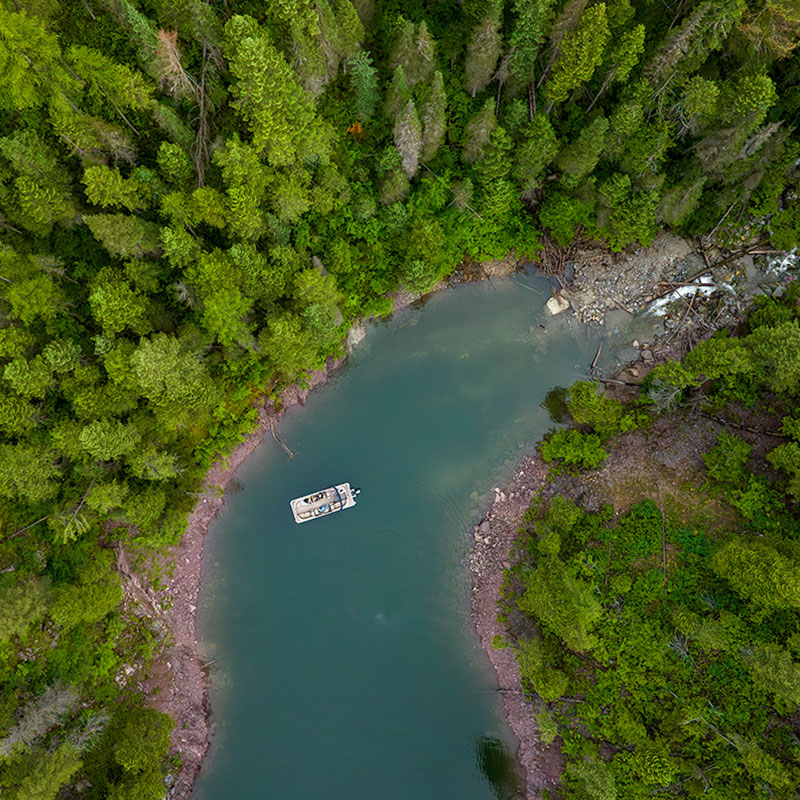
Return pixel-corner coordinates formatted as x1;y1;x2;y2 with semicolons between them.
1;0;799;796
501;286;800;798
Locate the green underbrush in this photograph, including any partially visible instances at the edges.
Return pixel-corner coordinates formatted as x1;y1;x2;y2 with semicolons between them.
501;289;800;798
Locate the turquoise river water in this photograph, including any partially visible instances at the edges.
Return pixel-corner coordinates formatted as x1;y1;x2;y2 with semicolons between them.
194;273;641;799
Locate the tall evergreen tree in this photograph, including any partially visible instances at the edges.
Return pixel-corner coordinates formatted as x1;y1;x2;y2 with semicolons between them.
349;50;379;122
543;4;609;109
223;15;320;165
420;71;447;161
384;64;411;120
508;0;557;86
462;100;497;163
464;12;504;97
394;100;423;179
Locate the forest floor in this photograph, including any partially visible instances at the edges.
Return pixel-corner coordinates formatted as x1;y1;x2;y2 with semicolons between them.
135;233;789;798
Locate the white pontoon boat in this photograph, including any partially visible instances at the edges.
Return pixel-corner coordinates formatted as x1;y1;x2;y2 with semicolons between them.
290;482;360;523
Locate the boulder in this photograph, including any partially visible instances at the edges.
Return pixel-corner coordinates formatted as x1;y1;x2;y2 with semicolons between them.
546;293;570;315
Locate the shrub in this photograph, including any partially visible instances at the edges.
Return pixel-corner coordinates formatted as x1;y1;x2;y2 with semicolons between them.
540;429;607;472
703;432;751;484
568;381;638;439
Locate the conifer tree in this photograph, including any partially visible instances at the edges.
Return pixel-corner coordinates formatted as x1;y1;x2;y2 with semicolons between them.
391;19;436;88
67;45;152;113
645;0;747;88
412;22;437;86
394;100;423;179
420;72;447;161
514;114;559;195
212;134;269;240
464;13;503;97
462;100;497;164
595;172;659;250
543;4;609;108
223;15;319;165
0;7;72;111
349;50;379;123
389;18;416;76
332;0;365;61
508;0;557;86
0;130;78;235
678;77;720;134
83;165;148;212
384;65;411;120
377;146;410;204
556;116;609;181
740;0;800;60
84;214;162;258
587;23;645;111
720;71;778;126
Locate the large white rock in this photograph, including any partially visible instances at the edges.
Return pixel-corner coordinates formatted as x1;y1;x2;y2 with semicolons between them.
546;293;570;315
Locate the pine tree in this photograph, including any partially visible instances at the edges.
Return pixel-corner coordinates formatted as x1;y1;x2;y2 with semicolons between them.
0;129;77;236
84;214;162;258
556;116;609;180
595;172;659;250
384;65;411;120
331;0;365;61
657;175;706;226
83;165;148;212
462;100;497;164
67;45;152;113
543;4;609;108
413;22;437;86
587;24;645;111
720;72;778;126
377;146;410;205
740;0;800;60
514;114;559;195
212;134;269;240
420;71;447;161
389;18;416;74
390;19;436;87
47;94;136;163
288;17;330;96
223;15;319;165
508;0;557;85
464;13;503;97
0;7;72;111
476;126;514;188
394;100;423;179
349;50;379;122
677;77;720;134
645;0;747;88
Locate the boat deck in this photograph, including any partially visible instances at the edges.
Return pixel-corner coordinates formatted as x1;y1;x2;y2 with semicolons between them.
290;482;357;523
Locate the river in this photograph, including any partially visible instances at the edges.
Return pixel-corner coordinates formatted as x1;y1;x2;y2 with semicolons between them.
193;273;636;799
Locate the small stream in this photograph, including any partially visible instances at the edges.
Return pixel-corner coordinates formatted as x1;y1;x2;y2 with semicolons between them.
193;272;652;800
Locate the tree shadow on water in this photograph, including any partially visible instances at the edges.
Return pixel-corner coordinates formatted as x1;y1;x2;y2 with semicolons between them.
475;735;524;800
540;386;570;424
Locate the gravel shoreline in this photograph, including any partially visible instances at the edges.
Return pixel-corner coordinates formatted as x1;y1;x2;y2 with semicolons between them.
470;455;565;797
